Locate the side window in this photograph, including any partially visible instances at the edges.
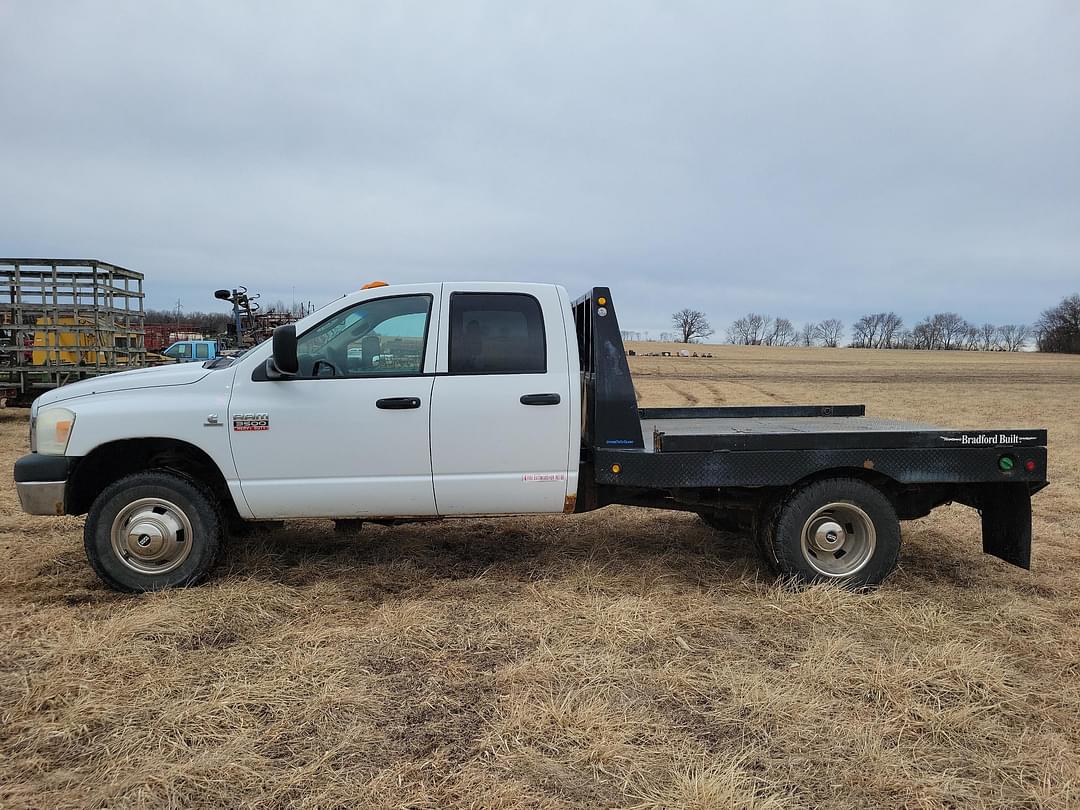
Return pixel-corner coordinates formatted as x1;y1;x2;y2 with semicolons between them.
195;343;210;359
295;294;431;378
166;343;189;359
449;293;546;374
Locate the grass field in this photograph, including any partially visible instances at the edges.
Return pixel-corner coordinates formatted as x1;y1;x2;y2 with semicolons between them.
2;345;1079;809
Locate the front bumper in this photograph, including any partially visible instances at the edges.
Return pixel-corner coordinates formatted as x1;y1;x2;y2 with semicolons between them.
14;454;76;516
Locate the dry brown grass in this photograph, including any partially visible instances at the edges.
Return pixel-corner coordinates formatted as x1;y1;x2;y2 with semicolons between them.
2;345;1079;809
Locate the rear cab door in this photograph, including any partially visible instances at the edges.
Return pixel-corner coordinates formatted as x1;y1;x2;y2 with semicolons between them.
430;283;577;514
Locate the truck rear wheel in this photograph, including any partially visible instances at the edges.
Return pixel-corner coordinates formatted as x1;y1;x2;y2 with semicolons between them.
772;478;900;588
84;470;223;592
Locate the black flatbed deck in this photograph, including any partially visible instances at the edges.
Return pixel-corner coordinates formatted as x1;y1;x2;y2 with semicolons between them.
639;405;1046;454
644;415;935;450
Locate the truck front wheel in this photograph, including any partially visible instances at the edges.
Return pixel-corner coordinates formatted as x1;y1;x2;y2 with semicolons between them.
84;471;224;592
771;478;900;588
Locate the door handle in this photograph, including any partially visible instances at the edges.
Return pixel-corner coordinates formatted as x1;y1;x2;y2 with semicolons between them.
376;397;422;410
520;393;561;406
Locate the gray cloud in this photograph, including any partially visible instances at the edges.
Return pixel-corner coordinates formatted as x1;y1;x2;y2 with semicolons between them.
2;1;1078;334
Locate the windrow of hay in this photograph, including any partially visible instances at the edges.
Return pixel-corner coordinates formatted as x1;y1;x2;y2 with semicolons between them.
2;345;1079;808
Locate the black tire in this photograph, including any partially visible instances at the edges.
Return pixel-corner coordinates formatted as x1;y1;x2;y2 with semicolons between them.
771;478;900;588
84;470;224;592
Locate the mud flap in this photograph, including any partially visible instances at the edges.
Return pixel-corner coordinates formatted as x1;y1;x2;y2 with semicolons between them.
980;483;1032;569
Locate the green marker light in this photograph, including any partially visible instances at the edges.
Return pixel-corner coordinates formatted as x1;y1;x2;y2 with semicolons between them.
998;456;1015;471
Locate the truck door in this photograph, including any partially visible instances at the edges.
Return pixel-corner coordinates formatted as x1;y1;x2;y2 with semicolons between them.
227;289;440;519
430;285;573;514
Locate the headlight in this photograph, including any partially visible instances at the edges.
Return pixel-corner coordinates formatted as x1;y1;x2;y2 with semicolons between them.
36;407;75;455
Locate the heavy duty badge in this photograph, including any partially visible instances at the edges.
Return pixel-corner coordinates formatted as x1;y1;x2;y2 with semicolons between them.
233;413;270;431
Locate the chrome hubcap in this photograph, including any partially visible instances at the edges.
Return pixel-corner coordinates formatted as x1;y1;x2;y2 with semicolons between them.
110;497;193;575
800;502;876;578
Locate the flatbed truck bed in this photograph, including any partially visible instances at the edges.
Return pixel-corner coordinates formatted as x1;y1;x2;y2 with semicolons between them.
574;287;1047;581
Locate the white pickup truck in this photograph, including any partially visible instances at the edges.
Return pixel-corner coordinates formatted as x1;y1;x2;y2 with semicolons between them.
15;283;1047;592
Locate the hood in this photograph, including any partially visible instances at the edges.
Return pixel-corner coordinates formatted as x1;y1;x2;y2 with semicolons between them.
34;362;215;408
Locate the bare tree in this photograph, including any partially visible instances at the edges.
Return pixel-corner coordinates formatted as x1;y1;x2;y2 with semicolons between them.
815;319;844;348
978;323;998;351
851;312;903;348
936;313;970;350
879;312;904;348
726;315;751;345
672;309;714;343
1035;294;1080;353
727;313;768;345
762;317;797;346
799;322;817;346
909;313;973;350
911;318;938;349
753;315;773;345
997;323;1031;352
850;314;875;348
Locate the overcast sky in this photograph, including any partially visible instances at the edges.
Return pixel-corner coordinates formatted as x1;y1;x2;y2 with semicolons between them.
1;2;1078;336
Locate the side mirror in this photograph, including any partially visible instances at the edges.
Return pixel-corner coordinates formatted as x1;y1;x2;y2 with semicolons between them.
265;324;299;379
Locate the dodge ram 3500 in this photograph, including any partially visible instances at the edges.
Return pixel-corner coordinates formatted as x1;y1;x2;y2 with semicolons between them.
13;283;1048;592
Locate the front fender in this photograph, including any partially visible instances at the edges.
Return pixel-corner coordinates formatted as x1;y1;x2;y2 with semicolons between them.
60;368;251;516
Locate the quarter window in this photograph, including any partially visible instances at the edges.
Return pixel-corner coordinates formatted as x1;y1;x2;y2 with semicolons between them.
449;293;546;374
295;295;431;378
195;343;210;359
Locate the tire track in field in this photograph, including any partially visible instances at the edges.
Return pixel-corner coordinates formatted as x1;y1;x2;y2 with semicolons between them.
665;381;700;406
634;373;789;406
702;381;728;404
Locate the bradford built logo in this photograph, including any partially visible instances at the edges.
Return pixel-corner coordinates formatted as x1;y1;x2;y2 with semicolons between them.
941;433;1037;445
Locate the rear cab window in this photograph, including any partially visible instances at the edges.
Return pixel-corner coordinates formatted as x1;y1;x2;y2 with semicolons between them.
449;293;546;374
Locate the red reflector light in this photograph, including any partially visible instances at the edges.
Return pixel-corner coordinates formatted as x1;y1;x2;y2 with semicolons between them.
1024;460;1037;472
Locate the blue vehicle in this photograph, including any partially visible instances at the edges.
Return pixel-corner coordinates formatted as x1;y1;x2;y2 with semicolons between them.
161;339;218;363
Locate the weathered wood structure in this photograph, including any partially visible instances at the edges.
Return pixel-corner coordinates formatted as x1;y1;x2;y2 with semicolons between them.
1;259;145;404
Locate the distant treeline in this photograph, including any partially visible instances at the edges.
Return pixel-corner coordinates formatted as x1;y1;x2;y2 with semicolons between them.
718;293;1080;353
725;312;1029;351
144;299;309;334
145;309;231;333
